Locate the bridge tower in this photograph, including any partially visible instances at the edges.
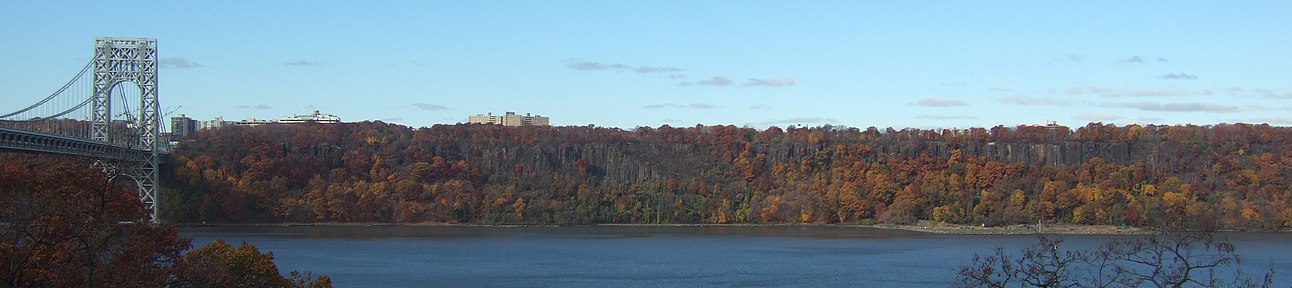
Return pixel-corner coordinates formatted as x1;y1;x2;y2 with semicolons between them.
91;37;161;222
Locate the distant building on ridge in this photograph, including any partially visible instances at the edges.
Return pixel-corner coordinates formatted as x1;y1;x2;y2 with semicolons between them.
170;114;197;141
232;110;341;126
468;112;549;126
199;117;231;130
279;110;341;124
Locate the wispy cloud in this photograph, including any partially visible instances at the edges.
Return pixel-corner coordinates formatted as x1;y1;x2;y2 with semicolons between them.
911;98;966;107
743;78;795;87
1115;89;1193;97
284;60;323;67
1117;56;1144;64
750;104;773;110
1074;113;1122;122
1105;102;1240;113
1065;86;1192;97
999;96;1070;106
236;104;273;110
753;117;839;125
1064;86;1114;95
1159;73;1198;80
915;115;978;120
159;57;204;69
680;76;733;87
413;103;448;111
567;59;683;73
643;103;720;109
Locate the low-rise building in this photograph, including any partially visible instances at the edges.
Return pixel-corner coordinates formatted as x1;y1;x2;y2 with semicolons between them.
468;112;549;126
279;110;341;124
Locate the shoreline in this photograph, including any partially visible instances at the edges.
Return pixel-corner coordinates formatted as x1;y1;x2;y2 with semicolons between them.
176;220;1292;235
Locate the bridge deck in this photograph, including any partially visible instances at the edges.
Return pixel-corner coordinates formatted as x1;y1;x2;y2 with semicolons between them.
0;127;153;160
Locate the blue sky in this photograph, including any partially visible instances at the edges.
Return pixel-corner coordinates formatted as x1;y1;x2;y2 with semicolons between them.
3;1;1291;129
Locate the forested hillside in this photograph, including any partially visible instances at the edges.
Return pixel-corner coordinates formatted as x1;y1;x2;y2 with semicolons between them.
163;122;1292;229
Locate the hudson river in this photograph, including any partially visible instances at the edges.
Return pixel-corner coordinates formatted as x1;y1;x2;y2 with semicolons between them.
182;226;1291;287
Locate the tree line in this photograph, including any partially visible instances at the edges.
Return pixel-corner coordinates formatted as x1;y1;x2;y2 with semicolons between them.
162;121;1292;229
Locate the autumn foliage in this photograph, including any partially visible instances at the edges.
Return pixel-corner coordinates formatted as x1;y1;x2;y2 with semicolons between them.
0;153;330;287
164;122;1292;229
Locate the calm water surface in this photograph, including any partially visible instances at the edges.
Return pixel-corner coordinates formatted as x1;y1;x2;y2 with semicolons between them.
181;226;1292;287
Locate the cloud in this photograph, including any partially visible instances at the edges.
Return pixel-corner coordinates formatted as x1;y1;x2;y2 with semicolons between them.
1269;92;1292;99
1074;113;1122;122
753;117;839;125
999;96;1070;106
1118;56;1144;64
743;78;795;87
680;76;733;87
643;103;719;109
750;104;773;110
1159;73;1198;80
413;103;448;110
1065;86;1192;97
568;60;610;70
237;104;273;109
668;74;687;79
989;88;1012;93
284;60;323;66
643;104;683;109
632;66;684;73
1066;54;1085;62
1108;102;1240;113
567;59;682;73
1157;57;1168;62
915;115;978;120
911;98;966;107
159;57;203;69
1115;89;1193;97
1064;86;1114;95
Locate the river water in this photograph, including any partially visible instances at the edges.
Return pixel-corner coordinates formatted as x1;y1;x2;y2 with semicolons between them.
181;226;1291;287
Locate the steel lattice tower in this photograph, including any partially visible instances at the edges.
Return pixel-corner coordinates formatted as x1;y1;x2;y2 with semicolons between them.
91;37;161;223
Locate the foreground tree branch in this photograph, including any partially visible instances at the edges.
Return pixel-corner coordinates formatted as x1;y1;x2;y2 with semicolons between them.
958;231;1275;288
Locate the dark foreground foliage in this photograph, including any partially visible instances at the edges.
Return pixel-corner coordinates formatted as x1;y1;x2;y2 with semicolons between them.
0;153;329;287
958;231;1275;288
166;122;1292;229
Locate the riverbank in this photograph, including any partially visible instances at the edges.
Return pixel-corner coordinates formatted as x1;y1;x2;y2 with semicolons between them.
179;221;1174;235
868;220;1151;235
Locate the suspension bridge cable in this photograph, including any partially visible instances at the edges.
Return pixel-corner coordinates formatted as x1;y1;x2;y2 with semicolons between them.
0;59;94;119
19;97;94;121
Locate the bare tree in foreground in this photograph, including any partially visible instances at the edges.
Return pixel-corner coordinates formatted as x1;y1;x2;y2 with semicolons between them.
958;232;1275;288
